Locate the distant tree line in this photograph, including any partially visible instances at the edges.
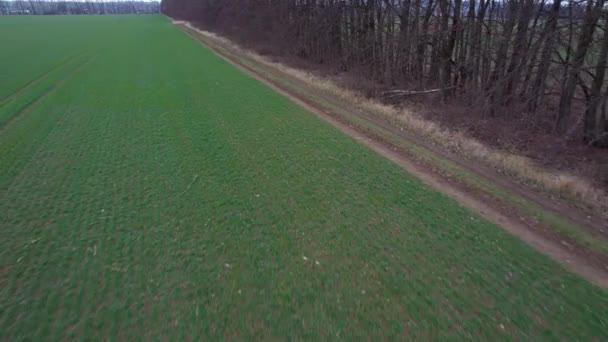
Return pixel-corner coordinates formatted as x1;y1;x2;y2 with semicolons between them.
0;0;159;15
164;0;608;147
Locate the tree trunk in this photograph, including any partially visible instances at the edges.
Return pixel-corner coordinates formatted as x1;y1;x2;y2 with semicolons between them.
556;0;605;134
487;0;519;113
584;17;608;146
503;0;534;104
526;0;561;111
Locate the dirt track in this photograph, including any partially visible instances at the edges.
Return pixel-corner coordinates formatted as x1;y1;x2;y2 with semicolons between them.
176;21;608;288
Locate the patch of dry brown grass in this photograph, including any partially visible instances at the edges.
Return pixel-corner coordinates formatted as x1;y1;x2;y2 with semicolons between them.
179;21;608;216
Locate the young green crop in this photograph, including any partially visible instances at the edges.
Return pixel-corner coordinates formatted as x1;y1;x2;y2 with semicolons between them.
1;15;606;340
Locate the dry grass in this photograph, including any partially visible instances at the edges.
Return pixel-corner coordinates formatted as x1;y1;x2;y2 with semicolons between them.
177;21;608;216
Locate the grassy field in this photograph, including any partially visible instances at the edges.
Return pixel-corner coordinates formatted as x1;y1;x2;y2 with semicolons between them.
1;15;607;339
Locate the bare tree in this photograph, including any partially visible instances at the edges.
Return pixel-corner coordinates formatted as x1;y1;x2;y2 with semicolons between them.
162;0;608;146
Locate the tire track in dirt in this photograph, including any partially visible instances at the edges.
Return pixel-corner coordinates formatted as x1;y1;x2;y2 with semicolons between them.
177;22;608;288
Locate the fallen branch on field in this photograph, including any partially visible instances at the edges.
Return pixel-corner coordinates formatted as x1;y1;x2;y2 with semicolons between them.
180;175;199;196
382;87;456;98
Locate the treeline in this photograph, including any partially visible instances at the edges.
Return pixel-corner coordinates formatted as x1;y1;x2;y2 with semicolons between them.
0;0;159;15
164;0;608;146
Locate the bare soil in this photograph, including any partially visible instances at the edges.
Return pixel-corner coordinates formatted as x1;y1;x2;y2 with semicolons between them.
177;22;608;288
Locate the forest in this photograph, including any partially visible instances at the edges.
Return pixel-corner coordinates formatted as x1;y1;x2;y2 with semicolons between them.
0;0;159;15
163;0;608;147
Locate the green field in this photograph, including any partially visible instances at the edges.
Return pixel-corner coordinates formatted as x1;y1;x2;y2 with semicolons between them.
1;15;607;339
